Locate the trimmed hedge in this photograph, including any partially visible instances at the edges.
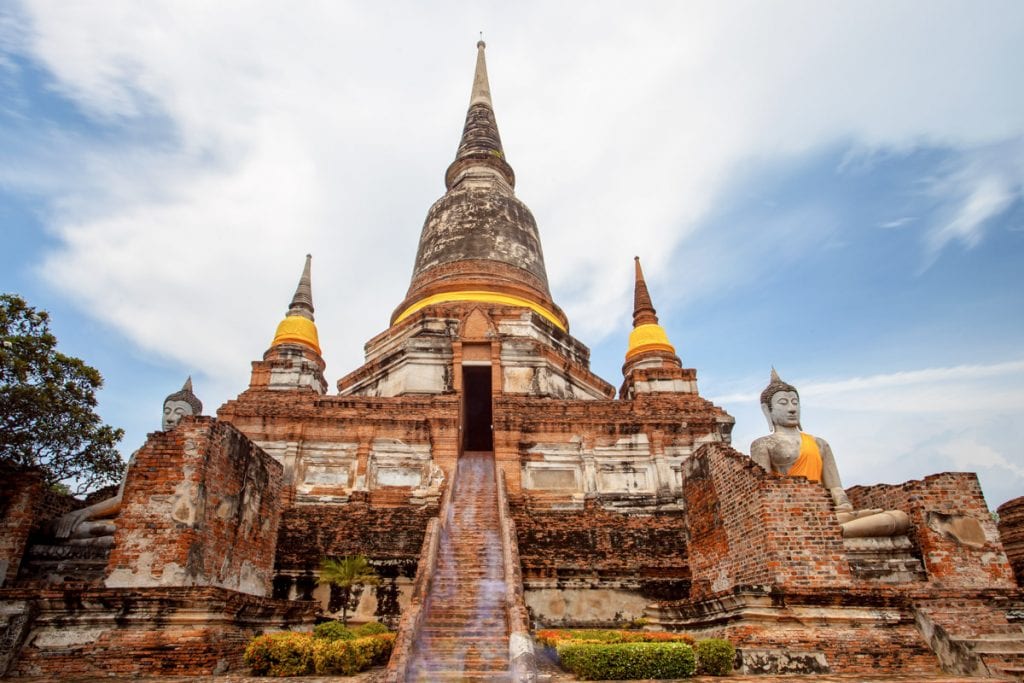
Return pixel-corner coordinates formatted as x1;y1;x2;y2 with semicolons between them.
556;641;696;680
244;631;395;676
536;629;695;648
695;638;735;676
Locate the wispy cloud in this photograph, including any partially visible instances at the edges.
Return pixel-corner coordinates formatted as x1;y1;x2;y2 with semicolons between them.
878;216;916;229
713;359;1024;405
921;139;1024;269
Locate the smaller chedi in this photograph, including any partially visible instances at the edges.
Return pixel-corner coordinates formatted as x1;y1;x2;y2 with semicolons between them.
53;378;203;544
750;368;909;538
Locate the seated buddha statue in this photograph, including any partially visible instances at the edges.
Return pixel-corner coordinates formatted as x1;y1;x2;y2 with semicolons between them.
53;378;202;545
750;369;909;538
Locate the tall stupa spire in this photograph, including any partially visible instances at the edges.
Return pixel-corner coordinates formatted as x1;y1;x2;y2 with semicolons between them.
470;39;492;107
286;253;314;321
632;257;660;328
444;39;515;191
625;257;676;361
271;254;321;354
392;41;567;332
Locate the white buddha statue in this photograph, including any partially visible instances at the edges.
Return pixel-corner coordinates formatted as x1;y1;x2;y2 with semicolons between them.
750;369;909;538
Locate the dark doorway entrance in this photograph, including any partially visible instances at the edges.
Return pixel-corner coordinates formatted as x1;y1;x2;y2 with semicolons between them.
462;365;493;451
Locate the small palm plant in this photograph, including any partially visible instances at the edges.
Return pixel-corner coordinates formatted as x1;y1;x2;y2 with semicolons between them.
318;555;379;626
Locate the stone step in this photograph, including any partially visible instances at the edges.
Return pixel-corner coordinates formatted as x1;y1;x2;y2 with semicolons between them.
948;625;1024;640
421;622;507;632
422;607;506;615
411;659;510;672
407;673;512;683
418;635;509;645
963;638;1024;654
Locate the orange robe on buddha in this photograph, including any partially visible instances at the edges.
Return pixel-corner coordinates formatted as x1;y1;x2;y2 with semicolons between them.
787;433;824;483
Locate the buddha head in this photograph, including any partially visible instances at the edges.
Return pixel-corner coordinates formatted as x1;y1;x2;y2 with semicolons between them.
162;377;203;431
760;368;801;432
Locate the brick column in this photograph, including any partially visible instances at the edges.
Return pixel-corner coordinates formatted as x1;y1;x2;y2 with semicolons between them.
0;463;43;585
105;417;284;596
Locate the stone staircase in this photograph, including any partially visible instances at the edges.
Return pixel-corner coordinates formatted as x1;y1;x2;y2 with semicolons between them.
405;452;512;681
916;601;1024;681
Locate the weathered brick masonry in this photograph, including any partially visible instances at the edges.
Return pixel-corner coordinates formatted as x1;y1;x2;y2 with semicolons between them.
106;417;284;596
0;463;42;586
997;495;1024;586
509;498;688;584
682;442;851;600
849;473;1015;589
1;585;315;678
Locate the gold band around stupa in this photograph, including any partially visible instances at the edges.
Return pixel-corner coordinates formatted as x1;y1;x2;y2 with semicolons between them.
394;290;567;331
272;315;322;354
626;323;675;359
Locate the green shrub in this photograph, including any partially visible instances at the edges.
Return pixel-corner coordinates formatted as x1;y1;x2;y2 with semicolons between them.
695;638;735;676
311;633;396;674
243;632;314;677
313;620;355;641
351;620;390;637
312;638;371;675
362;632;396;666
556;641;695;680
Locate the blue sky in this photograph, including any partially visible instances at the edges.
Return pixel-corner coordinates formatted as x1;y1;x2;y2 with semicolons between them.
2;2;1023;507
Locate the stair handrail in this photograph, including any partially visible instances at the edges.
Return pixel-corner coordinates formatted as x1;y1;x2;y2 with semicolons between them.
383;464;456;682
497;466;537;681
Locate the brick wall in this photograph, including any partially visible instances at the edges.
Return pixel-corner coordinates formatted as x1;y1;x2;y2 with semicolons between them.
0;585;314;677
509;496;688;586
0;463;42;586
849;473;1015;588
275;497;440;571
682;443;850;599
997;496;1024;587
105;417;284;596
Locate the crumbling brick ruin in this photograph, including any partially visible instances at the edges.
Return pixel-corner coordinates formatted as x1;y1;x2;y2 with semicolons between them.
2;42;1022;680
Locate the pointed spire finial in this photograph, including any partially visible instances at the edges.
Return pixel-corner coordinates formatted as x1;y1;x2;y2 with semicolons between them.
183;376;193;393
770;366;781;383
444;40;515;190
625;256;677;363
287;254;315;321
470;37;492;107
632;256;660;327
